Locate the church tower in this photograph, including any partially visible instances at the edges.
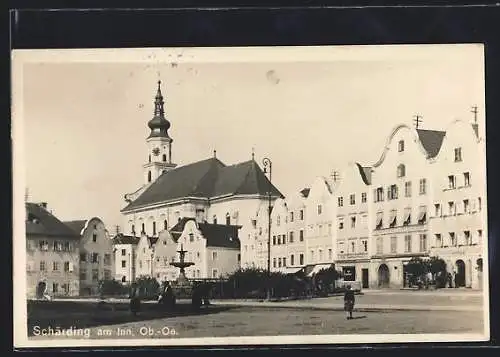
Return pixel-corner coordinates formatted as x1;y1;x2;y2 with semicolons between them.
143;80;177;184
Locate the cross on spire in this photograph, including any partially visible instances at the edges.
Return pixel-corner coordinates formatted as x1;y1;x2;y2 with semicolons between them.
413;114;423;129
213;149;217;158
471;105;478;124
251;147;255;161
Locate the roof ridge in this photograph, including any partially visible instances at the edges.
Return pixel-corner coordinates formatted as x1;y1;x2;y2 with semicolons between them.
233;160;257;195
191;157;224;195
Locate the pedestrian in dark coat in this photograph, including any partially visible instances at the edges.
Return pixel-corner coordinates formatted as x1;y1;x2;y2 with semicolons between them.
130;284;141;316
344;285;355;320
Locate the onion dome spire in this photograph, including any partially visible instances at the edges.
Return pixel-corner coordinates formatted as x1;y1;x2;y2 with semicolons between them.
147;80;171;139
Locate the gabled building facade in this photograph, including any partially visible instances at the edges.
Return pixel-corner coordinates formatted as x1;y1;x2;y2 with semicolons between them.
26;202;80;298
369;125;439;288
333;162;372;289
428;120;486;289
64;217;114;295
304;177;335;268
112;234;140;283
170;218;241;279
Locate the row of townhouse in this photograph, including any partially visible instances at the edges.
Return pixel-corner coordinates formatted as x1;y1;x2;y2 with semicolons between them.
25;202;115;298
112;217;241;283
256;118;486;290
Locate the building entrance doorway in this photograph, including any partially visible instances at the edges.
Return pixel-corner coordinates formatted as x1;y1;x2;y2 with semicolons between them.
455;259;466;287
362;268;369;289
378;264;390;288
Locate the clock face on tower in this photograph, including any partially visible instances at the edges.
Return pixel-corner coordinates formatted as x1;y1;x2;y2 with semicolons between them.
152;148;160;156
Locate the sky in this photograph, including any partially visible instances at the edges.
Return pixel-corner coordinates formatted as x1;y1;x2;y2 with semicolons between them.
16;45;485;231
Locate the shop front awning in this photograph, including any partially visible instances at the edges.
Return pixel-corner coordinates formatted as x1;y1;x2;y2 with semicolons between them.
285;267;303;274
307;263;334;277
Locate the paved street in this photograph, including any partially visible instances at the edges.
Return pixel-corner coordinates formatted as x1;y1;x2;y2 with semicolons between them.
27;290;485;340
29;306;483;339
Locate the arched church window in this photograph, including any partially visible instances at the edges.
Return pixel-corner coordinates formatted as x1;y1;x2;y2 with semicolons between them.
162;154;167;162
164;220;168;230
141;223;145;234
226;213;231;225
397;164;406;178
149;155;151;163
213;215;217;224
148;171;152;182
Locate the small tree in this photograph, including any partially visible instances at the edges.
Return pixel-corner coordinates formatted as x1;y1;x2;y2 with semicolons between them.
315;267;340;294
426;256;447;288
405;257;427;286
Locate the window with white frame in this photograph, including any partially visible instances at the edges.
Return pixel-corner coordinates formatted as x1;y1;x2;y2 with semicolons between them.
434;203;441;217
376;237;383;254
464;230;471;245
361;192;367;203
449;232;456;246
398;140;405;152
390;236;397;253
404;181;412;197
338;242;345;254
317;205;322;215
419;179;427;195
448;175;456;189
463;199;470;214
464;172;470;186
397;164;406;178
351;216;356;228
435;234;442;248
454;147;462;162
419;234;427;252
338;196;344;207
375;187;384;202
350;194;355;205
404;235;412;253
448;201;455;215
338;217;344;230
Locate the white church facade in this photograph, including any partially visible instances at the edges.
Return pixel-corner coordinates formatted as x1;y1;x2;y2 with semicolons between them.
120;81;283;271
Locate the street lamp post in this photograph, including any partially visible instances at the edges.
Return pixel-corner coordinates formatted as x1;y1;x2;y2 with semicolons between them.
262;157;272;300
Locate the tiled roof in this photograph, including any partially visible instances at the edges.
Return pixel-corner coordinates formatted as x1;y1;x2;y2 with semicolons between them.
416;129;446;158
356;163;372;185
112;234;140;245
197;222;241;249
122;157;284;211
169;217;195;242
168;218;240;249
300;188;311;198
63;220;87;235
26;203;80;238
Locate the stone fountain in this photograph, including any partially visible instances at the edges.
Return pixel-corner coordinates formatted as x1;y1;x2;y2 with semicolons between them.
162;243;204;308
170;243;195;285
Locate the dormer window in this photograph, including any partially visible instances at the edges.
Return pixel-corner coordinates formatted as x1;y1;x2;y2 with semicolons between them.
398;140;405;152
397;164;406;178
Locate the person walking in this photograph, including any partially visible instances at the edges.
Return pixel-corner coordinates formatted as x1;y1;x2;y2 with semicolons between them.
344;284;355;320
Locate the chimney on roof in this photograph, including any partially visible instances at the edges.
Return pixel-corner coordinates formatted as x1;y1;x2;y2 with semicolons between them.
38;202;48;209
